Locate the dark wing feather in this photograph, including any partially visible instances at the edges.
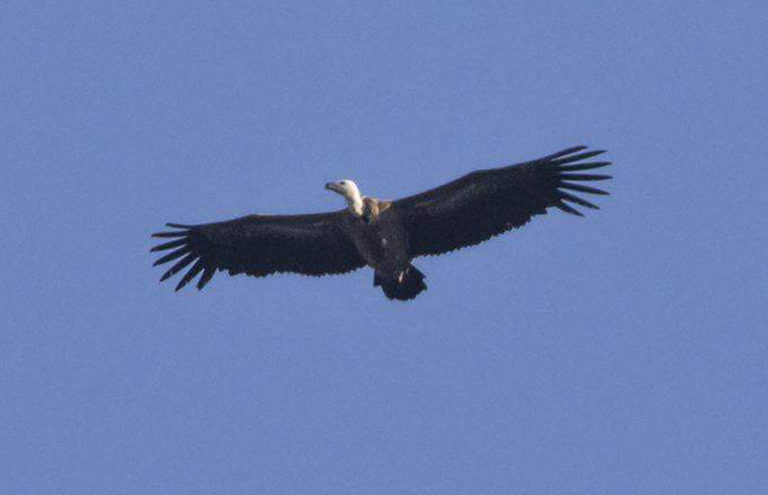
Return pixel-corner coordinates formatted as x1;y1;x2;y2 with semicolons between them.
393;146;612;257
151;210;365;291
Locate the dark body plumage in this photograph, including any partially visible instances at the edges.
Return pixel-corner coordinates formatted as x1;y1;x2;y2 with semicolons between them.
346;198;426;300
151;146;611;300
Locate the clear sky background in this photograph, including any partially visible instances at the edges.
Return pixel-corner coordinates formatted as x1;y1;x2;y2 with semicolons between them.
2;2;767;493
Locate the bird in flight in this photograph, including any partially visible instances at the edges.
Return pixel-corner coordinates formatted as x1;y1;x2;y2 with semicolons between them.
151;146;611;300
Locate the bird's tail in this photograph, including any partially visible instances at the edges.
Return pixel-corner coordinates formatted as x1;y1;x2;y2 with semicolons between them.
374;266;428;301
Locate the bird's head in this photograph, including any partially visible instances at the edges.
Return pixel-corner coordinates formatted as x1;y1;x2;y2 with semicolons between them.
325;180;361;201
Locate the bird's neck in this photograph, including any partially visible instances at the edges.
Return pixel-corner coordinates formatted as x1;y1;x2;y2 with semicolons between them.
346;190;364;217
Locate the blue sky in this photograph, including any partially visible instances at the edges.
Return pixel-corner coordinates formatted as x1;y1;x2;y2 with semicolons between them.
2;1;767;493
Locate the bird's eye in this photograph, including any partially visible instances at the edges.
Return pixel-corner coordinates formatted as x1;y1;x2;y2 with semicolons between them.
340;181;346;185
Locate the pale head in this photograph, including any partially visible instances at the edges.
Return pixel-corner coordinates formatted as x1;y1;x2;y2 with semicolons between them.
325;179;364;216
325;179;360;199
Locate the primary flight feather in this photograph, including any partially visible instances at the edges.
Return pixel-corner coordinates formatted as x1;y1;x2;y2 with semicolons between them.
151;145;611;300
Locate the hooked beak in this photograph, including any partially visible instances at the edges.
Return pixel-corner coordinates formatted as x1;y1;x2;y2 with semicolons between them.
325;182;341;193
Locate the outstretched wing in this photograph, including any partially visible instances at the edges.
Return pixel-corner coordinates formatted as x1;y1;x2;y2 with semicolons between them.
150;211;365;291
392;146;612;257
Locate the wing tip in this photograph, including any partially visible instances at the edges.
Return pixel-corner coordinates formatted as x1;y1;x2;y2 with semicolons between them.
547;146;612;216
152;221;196;239
152;224;216;292
196;267;215;290
150;238;186;253
550;148;608;166
555;201;585;217
545;145;588;161
560;182;611;196
558;191;600;210
560;173;613;182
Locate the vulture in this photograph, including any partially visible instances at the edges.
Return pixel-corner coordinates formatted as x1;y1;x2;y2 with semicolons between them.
151;146;611;300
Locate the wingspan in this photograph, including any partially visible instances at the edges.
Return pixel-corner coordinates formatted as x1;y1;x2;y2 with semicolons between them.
150;211;366;291
393;146;612;257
